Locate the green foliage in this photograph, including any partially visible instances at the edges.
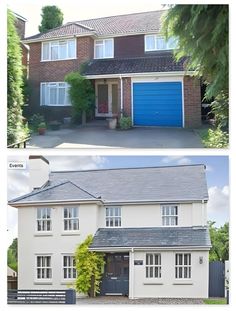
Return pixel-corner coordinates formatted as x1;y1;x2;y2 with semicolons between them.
203;298;227;304
162;5;229;99
7;10;29;145
210;92;229;130
39;6;63;33
8;238;18;272
29;114;45;132
203;127;228;148
119;116;132;129
38;122;46;129
208;221;229;262
75;235;105;296
65;72;95;124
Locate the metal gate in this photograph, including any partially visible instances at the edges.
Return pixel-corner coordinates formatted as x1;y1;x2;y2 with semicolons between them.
209;261;225;297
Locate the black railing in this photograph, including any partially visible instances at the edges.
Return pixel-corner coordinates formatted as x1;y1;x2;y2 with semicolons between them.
7;136;31;148
8;289;76;304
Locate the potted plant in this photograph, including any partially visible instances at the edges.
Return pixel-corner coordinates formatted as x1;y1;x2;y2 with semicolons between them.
38;122;47;135
119;116;132;130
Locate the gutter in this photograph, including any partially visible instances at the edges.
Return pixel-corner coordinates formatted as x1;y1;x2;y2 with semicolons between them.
89;246;212;252
8;199;103;208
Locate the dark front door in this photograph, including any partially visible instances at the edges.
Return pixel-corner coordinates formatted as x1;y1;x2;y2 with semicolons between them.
100;253;129;296
209;261;225;297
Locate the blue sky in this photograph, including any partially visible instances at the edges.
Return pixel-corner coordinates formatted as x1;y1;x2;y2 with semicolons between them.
7;155;229;245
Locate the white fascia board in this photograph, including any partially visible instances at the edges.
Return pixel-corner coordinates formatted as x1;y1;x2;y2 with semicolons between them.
23;32;96;44
103;199;207;205
85;71;195;80
9;199;103;208
89;246;211;252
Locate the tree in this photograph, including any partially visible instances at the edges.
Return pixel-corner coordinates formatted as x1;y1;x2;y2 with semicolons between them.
74;235;105;297
162;5;228;99
65;72;95;125
208;221;229;262
7;10;29;145
39;6;63;33
7;238;18;272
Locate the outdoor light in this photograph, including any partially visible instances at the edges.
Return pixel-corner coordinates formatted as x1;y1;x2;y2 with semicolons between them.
199;256;203;264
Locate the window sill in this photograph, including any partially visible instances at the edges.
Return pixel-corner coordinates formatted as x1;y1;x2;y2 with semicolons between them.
143;281;163;285
40;105;72;107
34;280;53;285
173;280;193;285
61;280;76;285
40;58;77;62
34;232;53;237
61;231;80;236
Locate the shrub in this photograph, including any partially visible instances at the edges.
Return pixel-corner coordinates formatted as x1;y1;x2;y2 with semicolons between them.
119;116;132;130
38;122;46;129
29;114;45;131
203;127;229;148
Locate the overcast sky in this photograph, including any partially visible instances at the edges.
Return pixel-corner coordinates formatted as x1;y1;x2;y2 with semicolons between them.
7;156;229;246
7;0;165;36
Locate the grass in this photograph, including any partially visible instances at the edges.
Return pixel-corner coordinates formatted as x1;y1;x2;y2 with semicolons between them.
203;298;227;304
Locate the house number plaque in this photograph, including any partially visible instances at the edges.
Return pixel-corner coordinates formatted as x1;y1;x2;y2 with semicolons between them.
134;260;143;265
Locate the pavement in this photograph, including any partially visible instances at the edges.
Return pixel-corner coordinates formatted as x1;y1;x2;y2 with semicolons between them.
27;123;203;149
76;296;204;304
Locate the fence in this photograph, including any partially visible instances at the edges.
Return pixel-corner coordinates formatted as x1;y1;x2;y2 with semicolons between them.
209;261;225;298
8;289;76;304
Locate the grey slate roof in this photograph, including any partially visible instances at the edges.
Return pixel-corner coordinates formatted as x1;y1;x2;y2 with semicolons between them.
90;227;211;248
9;165;208;204
24;10;166;41
84;54;186;75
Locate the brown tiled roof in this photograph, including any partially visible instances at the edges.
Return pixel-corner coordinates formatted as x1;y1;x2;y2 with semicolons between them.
83;53;186;76
24;10;166;41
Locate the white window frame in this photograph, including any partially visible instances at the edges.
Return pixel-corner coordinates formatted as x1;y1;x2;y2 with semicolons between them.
63;207;79;232
145;34;177;52
175;253;191;279
105;206;121;227
161;204;178;226
145;253;161;279
36;207;52;232
94;38;114;59
41;39;76;61
62;255;77;281
40;82;71;107
35;255;52;281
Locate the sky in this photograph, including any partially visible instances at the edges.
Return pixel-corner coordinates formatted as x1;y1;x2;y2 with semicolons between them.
7;155;229;246
7;0;165;37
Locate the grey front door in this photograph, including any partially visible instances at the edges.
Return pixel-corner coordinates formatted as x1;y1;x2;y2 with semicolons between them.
100;253;129;296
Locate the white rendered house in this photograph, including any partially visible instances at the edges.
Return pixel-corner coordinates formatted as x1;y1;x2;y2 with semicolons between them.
9;156;211;299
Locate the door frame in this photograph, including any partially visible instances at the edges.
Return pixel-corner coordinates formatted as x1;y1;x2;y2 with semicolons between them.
95;81;119;117
131;76;185;127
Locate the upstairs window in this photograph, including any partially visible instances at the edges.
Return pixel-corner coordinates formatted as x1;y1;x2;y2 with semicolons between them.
40;82;71;106
37;208;51;231
175;253;191;279
42;39;76;61
105;207;121;227
63;255;77;280
63;207;79;231
162;205;178;226
145;35;177;51
94;39;114;59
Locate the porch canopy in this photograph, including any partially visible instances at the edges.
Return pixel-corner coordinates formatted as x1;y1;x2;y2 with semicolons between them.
89;227;211;251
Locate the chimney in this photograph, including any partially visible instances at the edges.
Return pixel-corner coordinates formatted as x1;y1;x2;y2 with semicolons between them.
29;156;50;191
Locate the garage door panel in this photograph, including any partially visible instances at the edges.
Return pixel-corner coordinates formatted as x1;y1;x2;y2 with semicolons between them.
133;82;183;127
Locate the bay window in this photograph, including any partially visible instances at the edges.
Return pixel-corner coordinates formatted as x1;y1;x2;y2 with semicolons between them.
41;39;76;61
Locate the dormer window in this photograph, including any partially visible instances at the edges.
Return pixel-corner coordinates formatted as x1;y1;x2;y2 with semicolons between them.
161;205;178;226
94;39;114;59
41;39;76;61
145;35;177;51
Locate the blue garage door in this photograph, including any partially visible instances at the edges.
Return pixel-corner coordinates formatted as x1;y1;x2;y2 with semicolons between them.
133;82;183;127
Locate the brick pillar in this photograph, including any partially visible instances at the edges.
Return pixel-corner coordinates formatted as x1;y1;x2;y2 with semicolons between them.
184;76;202;128
122;77;131;117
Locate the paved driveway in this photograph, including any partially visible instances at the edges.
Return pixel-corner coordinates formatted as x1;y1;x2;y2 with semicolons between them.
76;297;204;304
27;125;203;149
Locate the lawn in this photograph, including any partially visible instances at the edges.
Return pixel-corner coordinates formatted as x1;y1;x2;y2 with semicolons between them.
203;298;227;304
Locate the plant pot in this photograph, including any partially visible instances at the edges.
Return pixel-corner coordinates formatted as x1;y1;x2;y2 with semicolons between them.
38;128;46;135
107;118;117;130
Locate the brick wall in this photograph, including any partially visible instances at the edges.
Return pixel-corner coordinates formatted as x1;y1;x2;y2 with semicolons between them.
27;37;94;119
184;76;202;128
122;77;131;117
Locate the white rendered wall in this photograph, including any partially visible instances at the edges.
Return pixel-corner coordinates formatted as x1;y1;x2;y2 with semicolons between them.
130;250;209;298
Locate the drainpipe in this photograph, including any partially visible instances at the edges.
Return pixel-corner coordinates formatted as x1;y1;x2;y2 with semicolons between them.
120;75;123;117
129;248;134;299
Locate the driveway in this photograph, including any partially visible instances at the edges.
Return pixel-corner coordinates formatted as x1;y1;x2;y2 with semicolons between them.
27;124;203;149
76;296;204;304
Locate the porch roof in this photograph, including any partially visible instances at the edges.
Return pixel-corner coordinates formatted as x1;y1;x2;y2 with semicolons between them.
83;54;186;76
90;227;211;249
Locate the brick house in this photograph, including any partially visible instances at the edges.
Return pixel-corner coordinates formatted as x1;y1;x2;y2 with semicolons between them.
23;10;202;127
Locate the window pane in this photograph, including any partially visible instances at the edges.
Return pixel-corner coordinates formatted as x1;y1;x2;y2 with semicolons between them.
42;43;49;60
95;45;103;58
167;37;178;49
64;208;68;218
58;87;65;105
49;86;57;105
68;40;75;58
104;39;113;57
59;41;67;59
146;267;149;278
51;45;59;60
146;36;155;50
150;267;153;278
156;37;166;50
